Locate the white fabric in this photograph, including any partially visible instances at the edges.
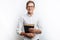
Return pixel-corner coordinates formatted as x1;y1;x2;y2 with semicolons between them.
17;13;42;40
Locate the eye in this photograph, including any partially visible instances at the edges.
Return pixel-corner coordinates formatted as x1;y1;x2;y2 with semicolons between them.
27;6;34;7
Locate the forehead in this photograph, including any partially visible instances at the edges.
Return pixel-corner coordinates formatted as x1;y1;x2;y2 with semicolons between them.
28;3;34;6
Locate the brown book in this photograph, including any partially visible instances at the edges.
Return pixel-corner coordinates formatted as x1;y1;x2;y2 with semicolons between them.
24;24;34;33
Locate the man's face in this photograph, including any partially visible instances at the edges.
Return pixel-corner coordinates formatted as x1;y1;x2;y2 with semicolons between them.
26;3;35;14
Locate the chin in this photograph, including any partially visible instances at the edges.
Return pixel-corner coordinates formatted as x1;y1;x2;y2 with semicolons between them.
29;11;33;13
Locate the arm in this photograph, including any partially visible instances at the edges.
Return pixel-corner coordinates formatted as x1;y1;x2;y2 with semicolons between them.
16;17;24;35
29;18;42;34
34;29;42;34
20;32;25;36
36;18;42;34
20;32;35;38
24;33;35;38
29;28;42;34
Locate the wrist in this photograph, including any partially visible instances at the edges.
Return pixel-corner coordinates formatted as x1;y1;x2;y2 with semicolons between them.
20;32;26;36
35;29;42;34
25;33;35;38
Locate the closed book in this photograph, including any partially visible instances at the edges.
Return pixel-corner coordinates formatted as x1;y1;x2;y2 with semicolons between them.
24;24;34;33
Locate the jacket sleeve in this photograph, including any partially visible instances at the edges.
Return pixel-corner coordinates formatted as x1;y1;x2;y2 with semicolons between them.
16;16;24;35
37;18;42;31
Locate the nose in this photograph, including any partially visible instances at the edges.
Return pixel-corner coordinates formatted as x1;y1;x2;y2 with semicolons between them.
29;7;32;10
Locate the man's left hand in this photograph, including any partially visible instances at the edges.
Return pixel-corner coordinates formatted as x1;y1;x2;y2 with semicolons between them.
29;28;42;34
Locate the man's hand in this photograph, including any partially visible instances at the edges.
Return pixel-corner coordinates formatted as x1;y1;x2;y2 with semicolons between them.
20;32;26;36
29;28;36;33
20;32;35;38
29;28;42;34
25;33;35;38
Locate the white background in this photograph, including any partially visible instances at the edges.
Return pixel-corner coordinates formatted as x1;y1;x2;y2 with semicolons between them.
0;0;60;40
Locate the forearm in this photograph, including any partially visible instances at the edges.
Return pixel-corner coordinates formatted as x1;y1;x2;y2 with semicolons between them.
20;32;35;38
29;28;42;34
20;32;26;36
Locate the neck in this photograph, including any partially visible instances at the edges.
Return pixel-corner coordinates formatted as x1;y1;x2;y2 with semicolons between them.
28;12;33;16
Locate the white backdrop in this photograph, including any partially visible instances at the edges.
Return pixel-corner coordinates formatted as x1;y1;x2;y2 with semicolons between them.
0;0;60;40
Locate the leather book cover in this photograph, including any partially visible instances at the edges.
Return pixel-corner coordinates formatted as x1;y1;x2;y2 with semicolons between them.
24;24;34;33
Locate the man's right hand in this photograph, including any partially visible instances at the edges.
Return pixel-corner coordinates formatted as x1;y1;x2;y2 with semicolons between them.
20;32;35;38
20;32;26;36
25;33;35;38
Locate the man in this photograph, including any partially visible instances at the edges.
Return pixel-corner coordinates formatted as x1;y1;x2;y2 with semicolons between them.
17;1;42;40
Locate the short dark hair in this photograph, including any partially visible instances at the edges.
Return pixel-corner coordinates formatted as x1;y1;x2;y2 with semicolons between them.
26;1;35;7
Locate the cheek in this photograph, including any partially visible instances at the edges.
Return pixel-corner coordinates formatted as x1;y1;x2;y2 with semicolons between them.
30;8;34;9
26;7;34;11
26;8;30;10
31;8;34;11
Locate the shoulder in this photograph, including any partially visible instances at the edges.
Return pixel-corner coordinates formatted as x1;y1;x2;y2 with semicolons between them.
34;13;40;19
18;14;27;20
35;13;41;21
